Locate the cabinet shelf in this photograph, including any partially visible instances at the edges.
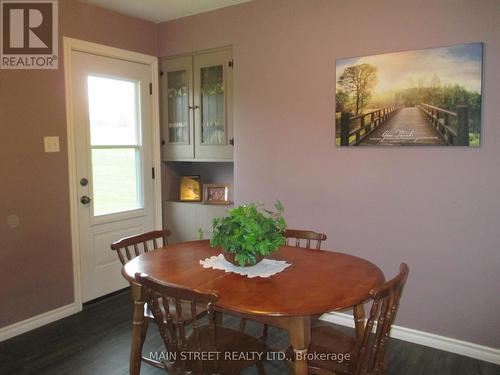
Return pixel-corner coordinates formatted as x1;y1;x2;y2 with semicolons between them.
163;158;232;163
164;200;233;206
161;161;234;243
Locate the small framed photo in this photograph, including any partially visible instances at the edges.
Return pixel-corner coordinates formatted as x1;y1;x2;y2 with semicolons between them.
203;184;231;205
180;175;201;202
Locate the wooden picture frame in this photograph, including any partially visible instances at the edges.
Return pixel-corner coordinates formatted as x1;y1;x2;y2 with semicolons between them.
203;184;231;205
179;175;201;202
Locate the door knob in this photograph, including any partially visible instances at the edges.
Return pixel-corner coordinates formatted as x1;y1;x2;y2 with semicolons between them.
80;196;92;205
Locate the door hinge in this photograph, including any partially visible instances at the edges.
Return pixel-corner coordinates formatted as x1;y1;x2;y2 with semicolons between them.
228;59;233;68
149;82;152;95
160;70;164;77
152;167;155;179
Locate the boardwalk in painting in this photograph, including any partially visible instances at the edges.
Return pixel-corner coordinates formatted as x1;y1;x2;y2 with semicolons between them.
359;107;446;146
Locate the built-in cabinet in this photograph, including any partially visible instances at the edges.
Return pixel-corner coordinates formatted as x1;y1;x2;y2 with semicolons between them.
161;48;233;161
160;47;234;240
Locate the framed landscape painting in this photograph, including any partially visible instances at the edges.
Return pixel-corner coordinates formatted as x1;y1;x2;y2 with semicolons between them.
335;43;483;147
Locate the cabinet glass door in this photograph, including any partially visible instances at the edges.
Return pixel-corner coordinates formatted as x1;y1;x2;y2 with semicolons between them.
161;56;194;160
194;49;233;160
167;70;189;144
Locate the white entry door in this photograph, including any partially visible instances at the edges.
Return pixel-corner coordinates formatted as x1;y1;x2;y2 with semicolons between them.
70;49;157;302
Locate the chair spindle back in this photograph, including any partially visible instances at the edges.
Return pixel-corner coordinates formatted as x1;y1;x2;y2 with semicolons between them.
110;230;171;265
284;229;327;250
354;263;409;375
135;273;219;375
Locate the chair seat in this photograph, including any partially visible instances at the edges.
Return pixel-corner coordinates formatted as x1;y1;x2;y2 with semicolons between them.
144;299;207;321
307;324;358;375
175;326;267;374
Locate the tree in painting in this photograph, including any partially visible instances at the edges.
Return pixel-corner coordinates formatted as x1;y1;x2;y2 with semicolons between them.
337;63;377;115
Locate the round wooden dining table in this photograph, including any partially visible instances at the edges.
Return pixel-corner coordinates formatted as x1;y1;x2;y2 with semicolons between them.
122;240;384;375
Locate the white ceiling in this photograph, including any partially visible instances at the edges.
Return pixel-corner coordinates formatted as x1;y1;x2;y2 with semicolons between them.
82;0;251;23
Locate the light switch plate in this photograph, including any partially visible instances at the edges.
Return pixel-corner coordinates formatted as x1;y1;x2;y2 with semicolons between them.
44;136;60;153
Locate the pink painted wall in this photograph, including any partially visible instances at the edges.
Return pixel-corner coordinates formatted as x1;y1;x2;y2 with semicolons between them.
0;0;157;328
158;0;500;348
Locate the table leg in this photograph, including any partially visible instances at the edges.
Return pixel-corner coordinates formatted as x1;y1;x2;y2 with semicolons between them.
289;316;311;375
130;283;145;375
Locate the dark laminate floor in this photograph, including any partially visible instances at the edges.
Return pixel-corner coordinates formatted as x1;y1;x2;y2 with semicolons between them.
1;290;498;375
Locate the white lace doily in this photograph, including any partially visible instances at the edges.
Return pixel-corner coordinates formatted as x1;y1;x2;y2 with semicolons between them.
199;254;291;278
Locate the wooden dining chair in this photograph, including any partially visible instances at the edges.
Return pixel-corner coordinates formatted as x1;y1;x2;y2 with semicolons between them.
110;229;171;265
110;230;172;369
111;229;205;370
136;272;267;375
285;229;327;250
240;229;328;342
306;263;409;375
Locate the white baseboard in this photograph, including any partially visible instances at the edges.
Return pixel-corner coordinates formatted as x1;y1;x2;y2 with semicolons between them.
0;303;80;342
320;312;500;365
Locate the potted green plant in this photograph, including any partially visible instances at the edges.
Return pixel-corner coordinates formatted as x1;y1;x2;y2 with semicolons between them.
210;201;287;267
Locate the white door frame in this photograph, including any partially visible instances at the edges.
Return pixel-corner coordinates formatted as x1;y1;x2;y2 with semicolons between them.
63;37;162;312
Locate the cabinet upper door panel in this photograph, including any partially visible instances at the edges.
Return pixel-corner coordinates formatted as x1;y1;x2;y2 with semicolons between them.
161;56;194;160
193;49;233;160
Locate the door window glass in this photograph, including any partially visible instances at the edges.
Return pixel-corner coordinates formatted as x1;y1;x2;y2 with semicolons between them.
87;75;143;216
